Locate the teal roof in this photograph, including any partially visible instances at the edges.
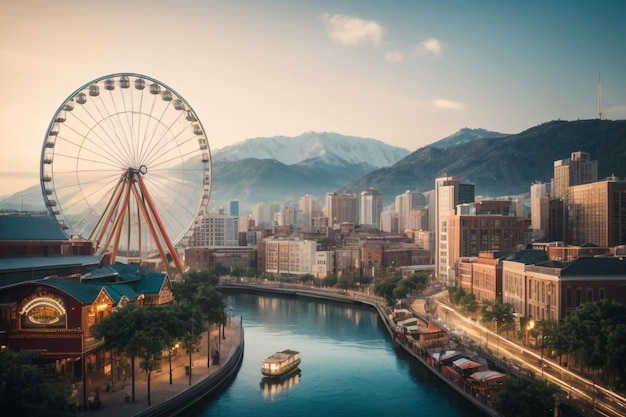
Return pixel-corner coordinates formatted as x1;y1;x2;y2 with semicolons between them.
0;215;68;240
35;278;105;304
102;283;140;304
0;255;102;272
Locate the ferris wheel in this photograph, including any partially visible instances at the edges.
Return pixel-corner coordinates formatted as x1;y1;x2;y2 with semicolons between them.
40;73;211;275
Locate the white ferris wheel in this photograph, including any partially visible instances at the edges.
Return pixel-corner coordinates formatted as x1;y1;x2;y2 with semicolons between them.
40;73;211;276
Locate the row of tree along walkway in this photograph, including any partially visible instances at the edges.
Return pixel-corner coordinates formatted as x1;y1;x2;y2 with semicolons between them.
84;318;243;417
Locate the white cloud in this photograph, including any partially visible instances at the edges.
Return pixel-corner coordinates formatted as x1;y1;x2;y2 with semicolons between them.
321;13;383;47
384;50;404;62
434;99;465;111
412;38;443;57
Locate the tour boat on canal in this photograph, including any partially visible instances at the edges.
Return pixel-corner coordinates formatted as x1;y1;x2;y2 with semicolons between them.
261;349;301;378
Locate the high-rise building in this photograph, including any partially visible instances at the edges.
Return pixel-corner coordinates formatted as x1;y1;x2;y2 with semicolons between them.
192;213;239;247
434;176;475;285
360;189;382;229
530;181;550;240
553;151;598;199
326;192;357;226
395;191;425;233
252;202;282;227
566;177;626;247
283;204;304;229
228;200;239;216
299;194;323;227
448;203;531;279
380;204;397;234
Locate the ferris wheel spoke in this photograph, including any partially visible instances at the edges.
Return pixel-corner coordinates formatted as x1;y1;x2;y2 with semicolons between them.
41;73;211;275
63;110;135;169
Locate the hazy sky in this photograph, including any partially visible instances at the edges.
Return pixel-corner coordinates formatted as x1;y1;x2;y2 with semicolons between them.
1;0;625;196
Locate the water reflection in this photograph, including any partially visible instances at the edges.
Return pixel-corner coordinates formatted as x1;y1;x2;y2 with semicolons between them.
260;369;302;399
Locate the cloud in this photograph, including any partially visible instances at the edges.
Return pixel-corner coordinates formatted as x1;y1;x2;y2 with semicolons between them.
412;38;443;57
321;13;383;47
434;99;465;111
384;50;404;62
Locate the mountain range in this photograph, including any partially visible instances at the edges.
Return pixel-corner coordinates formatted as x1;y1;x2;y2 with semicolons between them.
2;120;626;216
338;119;626;203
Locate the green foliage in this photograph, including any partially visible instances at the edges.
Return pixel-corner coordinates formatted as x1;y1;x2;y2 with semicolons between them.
447;286;479;313
172;269;219;305
552;299;626;386
321;274;338;287
0;349;73;417
481;300;515;328
299;273;315;285
336;276;354;290
374;273;402;305
495;376;557;417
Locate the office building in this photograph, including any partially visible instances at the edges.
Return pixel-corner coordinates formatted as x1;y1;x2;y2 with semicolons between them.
326;193;357;226
434;176;475;285
360;189;383;229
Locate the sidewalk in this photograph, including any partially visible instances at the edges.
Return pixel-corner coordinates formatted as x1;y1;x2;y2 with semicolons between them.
80;318;242;417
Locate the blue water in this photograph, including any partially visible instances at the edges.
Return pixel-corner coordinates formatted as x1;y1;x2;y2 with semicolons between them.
193;293;484;417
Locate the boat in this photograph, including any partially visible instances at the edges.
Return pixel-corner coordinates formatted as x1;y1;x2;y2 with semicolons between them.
261;349;301;378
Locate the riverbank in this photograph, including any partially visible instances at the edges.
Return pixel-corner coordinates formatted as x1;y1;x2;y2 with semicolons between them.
80;318;244;417
220;282;500;416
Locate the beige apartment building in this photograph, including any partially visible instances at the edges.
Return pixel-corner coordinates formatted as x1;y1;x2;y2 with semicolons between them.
264;238;318;276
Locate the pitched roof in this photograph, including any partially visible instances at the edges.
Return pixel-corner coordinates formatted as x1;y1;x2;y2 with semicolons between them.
33;278;106;304
452;357;483;369
0;215;67;240
469;370;507;382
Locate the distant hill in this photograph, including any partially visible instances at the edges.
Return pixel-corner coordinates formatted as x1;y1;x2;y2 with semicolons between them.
338;119;626;205
428;127;510;149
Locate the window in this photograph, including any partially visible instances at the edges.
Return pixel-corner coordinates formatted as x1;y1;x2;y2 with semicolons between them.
599;288;605;299
575;288;582;307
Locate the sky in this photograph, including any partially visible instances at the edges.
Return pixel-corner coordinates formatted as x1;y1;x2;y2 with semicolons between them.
1;0;625;196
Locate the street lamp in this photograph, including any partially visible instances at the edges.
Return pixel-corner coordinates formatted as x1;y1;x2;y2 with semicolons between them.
526;319;535;346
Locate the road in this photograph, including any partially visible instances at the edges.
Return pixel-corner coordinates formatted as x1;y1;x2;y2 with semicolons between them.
424;295;626;417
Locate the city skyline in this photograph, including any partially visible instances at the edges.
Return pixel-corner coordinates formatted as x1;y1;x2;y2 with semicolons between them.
1;0;625;195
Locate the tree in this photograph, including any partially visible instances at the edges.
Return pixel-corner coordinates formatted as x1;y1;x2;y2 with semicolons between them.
321;274;338;288
194;283;226;367
0;349;73;417
495;376;557;417
552;299;626;386
405;272;428;296
374;273;402;305
336;276;354;291
91;302;143;402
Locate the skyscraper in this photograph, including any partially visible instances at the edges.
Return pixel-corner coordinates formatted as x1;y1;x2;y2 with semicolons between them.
299;194;323;227
326;192;357;226
360;189;382;229
228;199;239;217
530;181;550;239
434;176;475;285
553;151;598;199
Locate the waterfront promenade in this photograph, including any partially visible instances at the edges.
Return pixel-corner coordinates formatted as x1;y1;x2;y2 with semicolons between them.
80;318;242;417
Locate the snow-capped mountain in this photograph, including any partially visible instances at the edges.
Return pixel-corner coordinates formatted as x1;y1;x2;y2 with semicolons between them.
212;131;410;168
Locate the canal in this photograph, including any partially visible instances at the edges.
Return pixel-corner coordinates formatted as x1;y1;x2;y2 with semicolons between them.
193;292;484;417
